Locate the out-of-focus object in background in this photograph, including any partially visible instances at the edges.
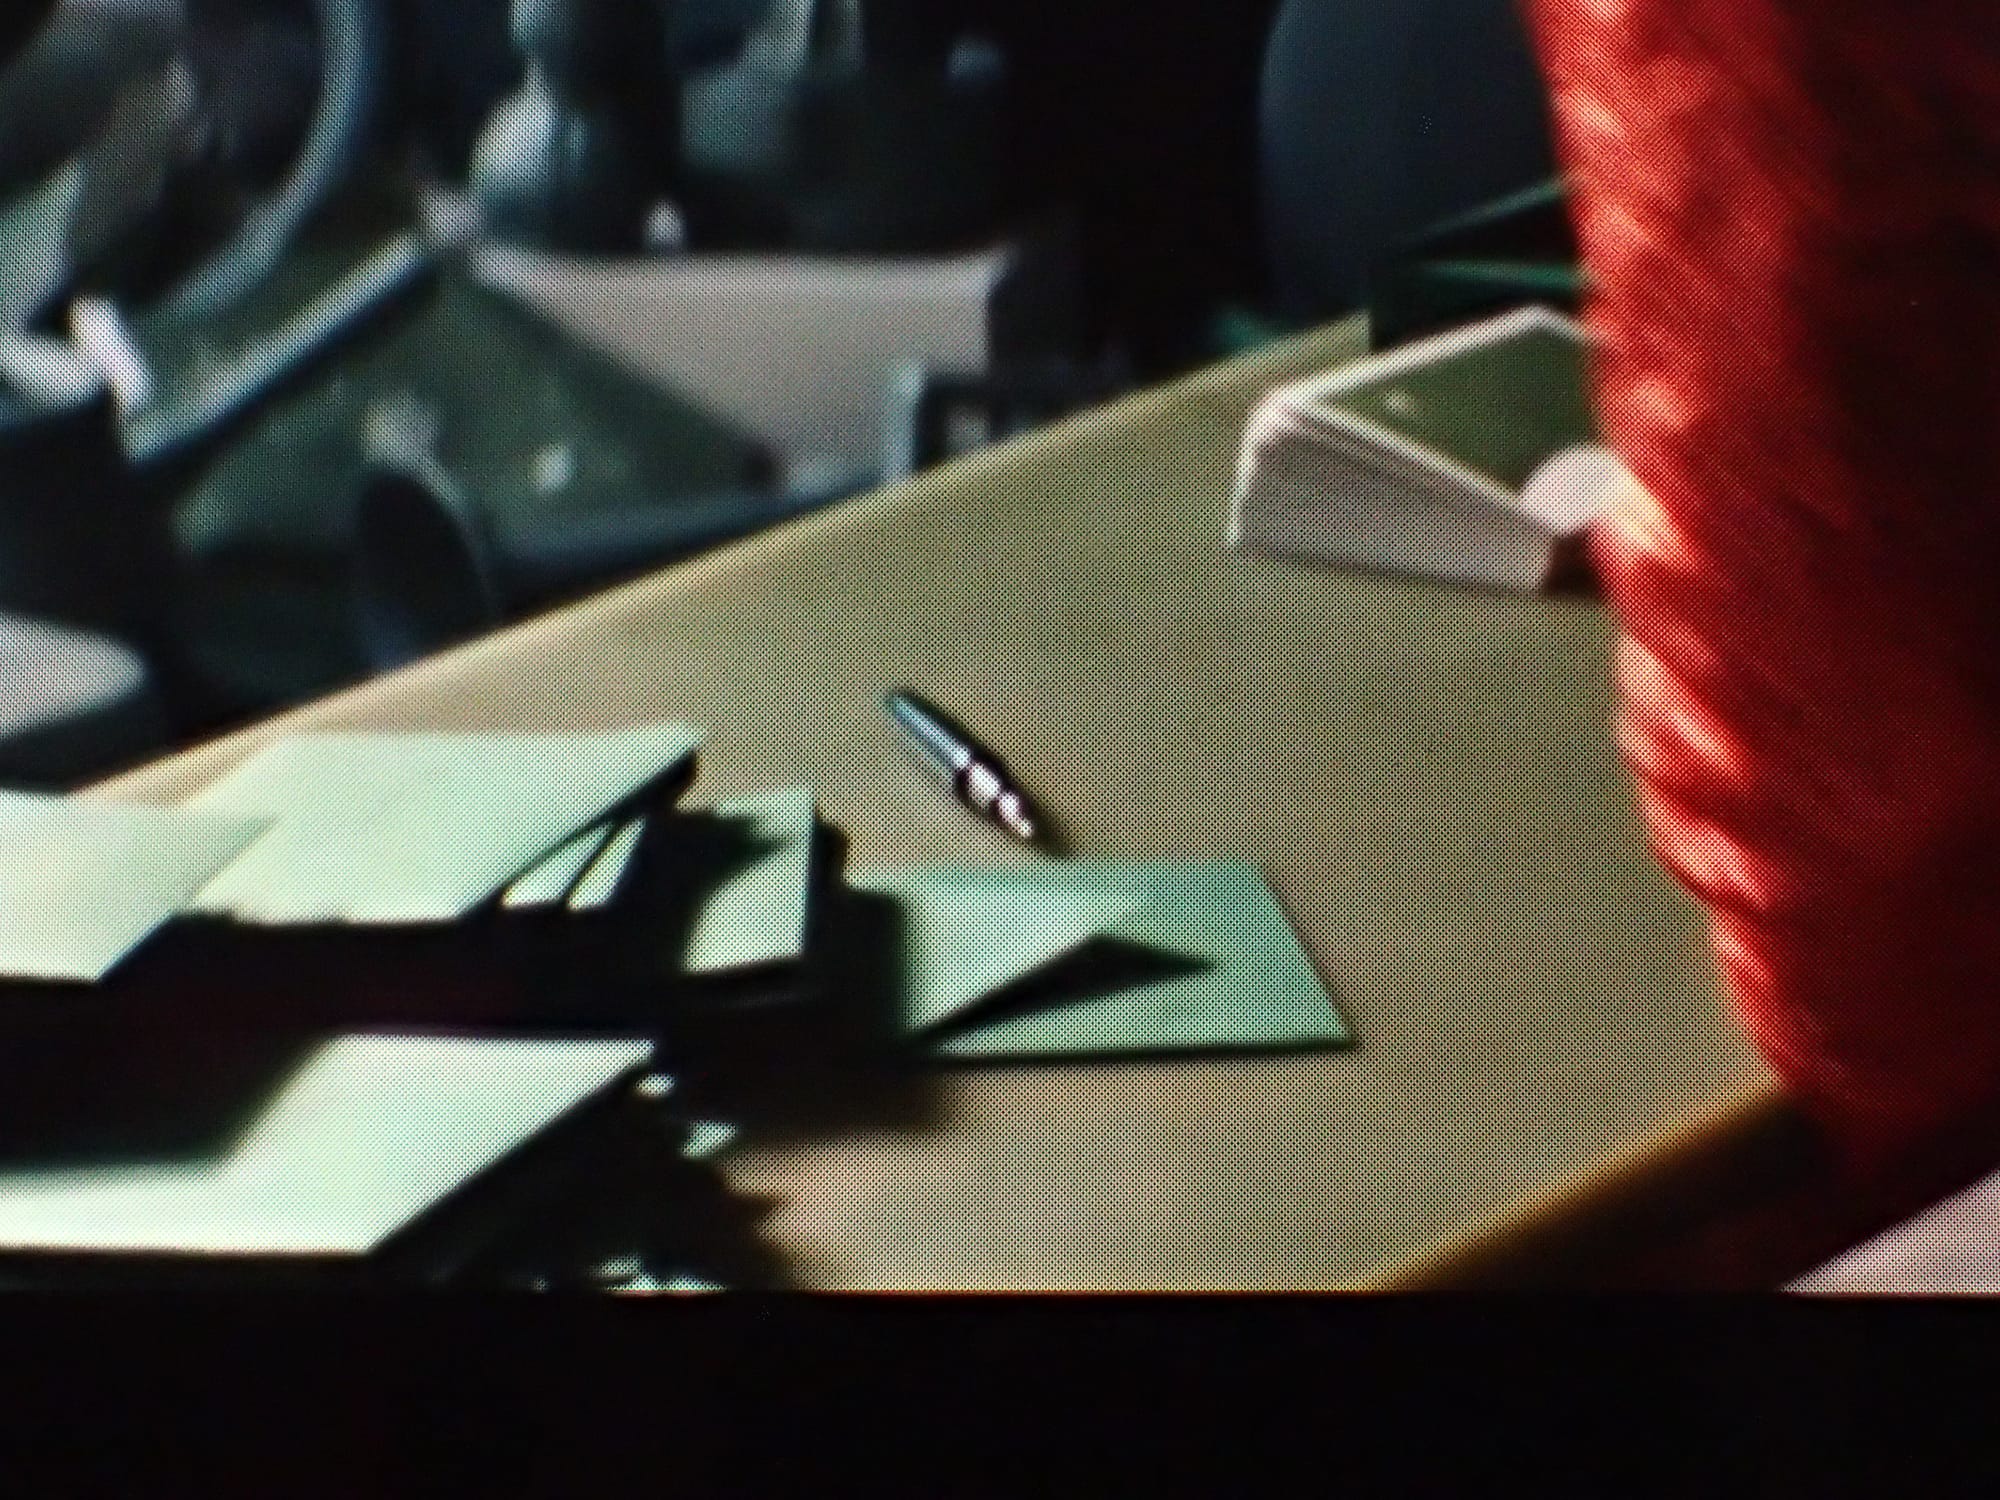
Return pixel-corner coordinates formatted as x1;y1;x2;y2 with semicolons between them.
0;0;389;325
1229;305;1603;592
171;245;767;707
353;186;1095;672
160;0;390;318
677;0;1007;254
351;432;858;673
0;3;179;783
881;351;1129;481
0;0;58;77
1257;0;1556;326
347;334;1132;675
397;0;767;180
0;4;204;330
0;611;166;786
470;216;1080;482
0;0;413;779
1364;177;1579;352
467;0;674;255
0;0;176;204
0;346;168;785
0;230;444;756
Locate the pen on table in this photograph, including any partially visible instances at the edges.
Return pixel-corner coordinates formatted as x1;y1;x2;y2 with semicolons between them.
884;688;1047;847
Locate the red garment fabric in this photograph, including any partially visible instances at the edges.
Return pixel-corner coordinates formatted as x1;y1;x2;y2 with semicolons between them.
1521;2;2000;1159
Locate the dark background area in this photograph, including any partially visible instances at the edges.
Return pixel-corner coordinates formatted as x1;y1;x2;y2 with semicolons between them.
0;0;1561;778
397;0;1290;372
961;0;1289;368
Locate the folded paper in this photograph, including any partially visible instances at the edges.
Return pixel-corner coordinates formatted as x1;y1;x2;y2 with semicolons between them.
0;791;272;983
185;725;702;925
517;785;820;976
676;787;818;975
567;818;650;911
847;860;1349;1060
500;821;618;910
0;1033;651;1258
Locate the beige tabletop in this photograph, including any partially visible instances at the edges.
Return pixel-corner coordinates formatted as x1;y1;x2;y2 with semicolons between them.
101;318;1793;1289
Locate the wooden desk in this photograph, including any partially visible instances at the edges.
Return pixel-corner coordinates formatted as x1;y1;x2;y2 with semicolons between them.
101;320;1854;1289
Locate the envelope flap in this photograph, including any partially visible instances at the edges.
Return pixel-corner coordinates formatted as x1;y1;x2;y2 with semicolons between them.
929;860;1349;1061
847;863;1155;1034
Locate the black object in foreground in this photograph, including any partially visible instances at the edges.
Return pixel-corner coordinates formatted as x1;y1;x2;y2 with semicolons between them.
884;689;1042;846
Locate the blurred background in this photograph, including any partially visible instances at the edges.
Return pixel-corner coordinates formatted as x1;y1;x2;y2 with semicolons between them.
0;0;1573;785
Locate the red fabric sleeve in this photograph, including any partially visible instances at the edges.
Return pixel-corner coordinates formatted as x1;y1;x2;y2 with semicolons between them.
1520;2;2000;1159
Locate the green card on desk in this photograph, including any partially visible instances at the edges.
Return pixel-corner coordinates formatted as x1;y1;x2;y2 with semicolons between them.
849;860;1349;1061
674;787;820;975
505;785;821;976
0;791;272;983
183;725;703;925
0;1034;650;1262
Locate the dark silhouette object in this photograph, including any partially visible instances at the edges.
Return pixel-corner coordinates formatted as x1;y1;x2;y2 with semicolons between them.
1258;0;1556;323
677;0;1006;253
0;0;397;781
0;0;54;68
1366;177;1579;349
162;0;392;320
467;0;674;254
0;235;439;779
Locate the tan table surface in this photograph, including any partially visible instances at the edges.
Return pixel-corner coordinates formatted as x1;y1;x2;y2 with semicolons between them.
99;319;1802;1290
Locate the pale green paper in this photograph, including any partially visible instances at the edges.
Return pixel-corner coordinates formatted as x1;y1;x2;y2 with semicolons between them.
856;863;1153;1034
184;725;702;925
500;821;618;909
566;817;649;910
0;791;272;983
846;860;1350;1060
0;1034;650;1257
677;786;817;974
549;786;819;973
682;1121;740;1161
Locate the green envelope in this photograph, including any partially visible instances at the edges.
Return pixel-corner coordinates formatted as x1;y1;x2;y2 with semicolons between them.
184;725;703;925
675;787;818;976
0;791;272;983
846;860;1350;1061
0;1034;651;1259
499;820;619;910
509;786;820;977
566;817;651;912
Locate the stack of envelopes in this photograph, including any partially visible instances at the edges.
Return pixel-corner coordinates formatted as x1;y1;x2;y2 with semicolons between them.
0;723;823;1284
0;720;1352;1284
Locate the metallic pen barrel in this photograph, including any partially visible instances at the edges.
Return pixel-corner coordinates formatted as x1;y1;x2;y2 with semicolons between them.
885;689;1041;844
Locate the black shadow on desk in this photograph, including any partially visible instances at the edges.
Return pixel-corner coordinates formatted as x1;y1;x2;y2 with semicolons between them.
924;935;1214;1051
91;913;603;1034
589;808;781;990
77;804;761;1044
0;914;584;1172
1028;806;1077;862
380;1066;796;1292
0;1017;320;1172
0;962;797;1288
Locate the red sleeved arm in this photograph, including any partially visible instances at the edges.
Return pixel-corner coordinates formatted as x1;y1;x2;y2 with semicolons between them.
1520;2;2000;1159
